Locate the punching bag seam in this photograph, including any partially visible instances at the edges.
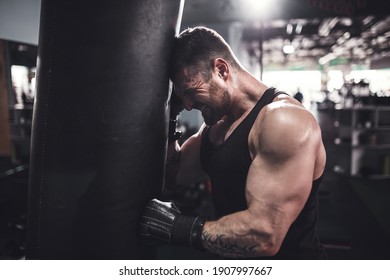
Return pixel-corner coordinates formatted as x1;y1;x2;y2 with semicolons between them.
36;1;57;258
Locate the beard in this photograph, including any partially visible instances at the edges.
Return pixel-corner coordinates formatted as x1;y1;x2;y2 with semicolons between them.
202;80;231;126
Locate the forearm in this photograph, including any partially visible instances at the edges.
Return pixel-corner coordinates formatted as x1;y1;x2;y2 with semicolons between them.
201;211;276;258
139;200;278;258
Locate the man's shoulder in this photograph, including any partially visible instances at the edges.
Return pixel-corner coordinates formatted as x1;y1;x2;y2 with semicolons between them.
255;96;308;130
250;99;319;156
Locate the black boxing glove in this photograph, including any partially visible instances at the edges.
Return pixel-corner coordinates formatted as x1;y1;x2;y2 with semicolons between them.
139;199;206;250
168;92;184;143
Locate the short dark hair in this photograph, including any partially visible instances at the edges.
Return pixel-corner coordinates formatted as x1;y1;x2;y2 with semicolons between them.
169;26;240;81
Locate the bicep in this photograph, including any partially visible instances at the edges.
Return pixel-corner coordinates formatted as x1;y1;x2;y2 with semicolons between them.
246;150;314;222
246;109;320;236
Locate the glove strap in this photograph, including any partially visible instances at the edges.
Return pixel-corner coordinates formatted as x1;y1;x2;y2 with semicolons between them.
172;215;207;250
190;216;207;250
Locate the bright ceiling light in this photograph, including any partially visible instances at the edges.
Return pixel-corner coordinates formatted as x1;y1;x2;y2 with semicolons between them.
286;23;293;35
283;44;295;54
242;0;274;16
295;23;303;34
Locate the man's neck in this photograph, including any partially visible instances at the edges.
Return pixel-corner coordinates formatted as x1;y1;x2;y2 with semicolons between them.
226;71;268;122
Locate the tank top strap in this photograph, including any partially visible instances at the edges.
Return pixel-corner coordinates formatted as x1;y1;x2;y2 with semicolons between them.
238;87;287;132
201;87;286;142
249;87;286;117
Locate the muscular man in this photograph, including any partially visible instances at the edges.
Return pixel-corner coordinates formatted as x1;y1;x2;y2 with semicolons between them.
140;26;327;259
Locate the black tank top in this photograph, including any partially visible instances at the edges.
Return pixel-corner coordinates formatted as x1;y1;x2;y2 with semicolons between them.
200;88;326;259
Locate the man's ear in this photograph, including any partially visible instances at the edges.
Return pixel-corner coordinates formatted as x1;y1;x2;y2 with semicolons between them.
214;58;229;80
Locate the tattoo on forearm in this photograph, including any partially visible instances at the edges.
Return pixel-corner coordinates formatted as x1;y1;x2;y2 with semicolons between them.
202;231;258;258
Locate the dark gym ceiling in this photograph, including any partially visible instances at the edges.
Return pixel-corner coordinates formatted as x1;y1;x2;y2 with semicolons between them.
7;0;390;70
181;0;390;69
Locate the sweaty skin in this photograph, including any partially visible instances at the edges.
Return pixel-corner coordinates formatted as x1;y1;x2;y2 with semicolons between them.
168;58;326;258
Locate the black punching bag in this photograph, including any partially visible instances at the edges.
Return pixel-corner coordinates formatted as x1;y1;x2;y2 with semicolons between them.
26;0;184;259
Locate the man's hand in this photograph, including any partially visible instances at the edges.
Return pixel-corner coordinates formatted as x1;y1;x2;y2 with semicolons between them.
139;199;206;249
139;199;180;244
